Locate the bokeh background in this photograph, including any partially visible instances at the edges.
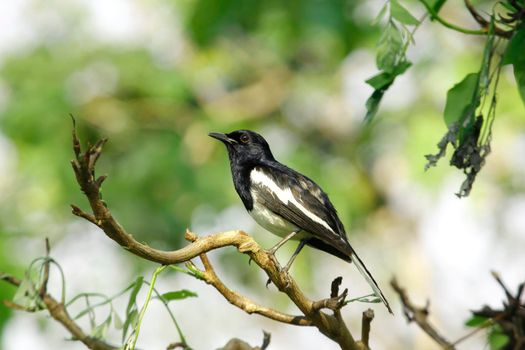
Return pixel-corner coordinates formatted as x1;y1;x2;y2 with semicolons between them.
0;0;524;349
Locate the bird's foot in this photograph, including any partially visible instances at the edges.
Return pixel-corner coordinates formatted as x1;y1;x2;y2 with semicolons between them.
265;271;292;289
263;249;293;289
265;264;292;290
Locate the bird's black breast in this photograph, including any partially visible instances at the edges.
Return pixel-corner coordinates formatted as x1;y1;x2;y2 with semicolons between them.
230;161;254;211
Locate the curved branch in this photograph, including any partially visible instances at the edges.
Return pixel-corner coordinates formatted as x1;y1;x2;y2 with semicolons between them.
197;247;311;326
69;122;370;350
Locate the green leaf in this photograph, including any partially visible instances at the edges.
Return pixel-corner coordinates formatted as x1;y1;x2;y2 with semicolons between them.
479;20;495;92
13;276;38;310
514;60;525;107
373;3;389;25
503;23;525;66
502;23;525;106
126;276;143;316
365;89;386;123
158;290;198;302
391;0;419;25
113;311;123;330
122;309;138;343
423;0;447;16
122;276;143;343
366;60;412;90
489;331;509;350
91;314;111;339
465;315;489;327
376;21;404;72
443;73;480;127
365;60;412;122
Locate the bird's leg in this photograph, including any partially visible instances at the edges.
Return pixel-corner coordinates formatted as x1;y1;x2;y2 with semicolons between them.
265;230;302;289
267;230;300;255
275;240;307;289
282;239;307;273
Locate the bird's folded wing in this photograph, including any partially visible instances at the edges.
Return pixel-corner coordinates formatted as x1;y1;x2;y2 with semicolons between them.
250;166;348;249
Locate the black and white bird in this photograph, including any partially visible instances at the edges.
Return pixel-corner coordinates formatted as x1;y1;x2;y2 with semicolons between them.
209;129;392;314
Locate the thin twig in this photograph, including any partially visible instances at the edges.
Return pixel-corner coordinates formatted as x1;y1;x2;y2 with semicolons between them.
391;278;455;349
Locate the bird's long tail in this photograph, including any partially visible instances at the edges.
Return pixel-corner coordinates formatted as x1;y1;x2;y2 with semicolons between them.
350;249;393;314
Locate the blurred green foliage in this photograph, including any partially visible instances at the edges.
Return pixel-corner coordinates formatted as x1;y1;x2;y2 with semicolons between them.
1;0;524;347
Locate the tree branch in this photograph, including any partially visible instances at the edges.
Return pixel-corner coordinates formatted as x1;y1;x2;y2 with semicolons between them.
195;243;310;326
1;273;118;350
69;121;371;349
391;278;454;349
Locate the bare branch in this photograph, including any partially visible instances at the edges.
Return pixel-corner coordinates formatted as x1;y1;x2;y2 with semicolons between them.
391;278;455;349
198;250;310;326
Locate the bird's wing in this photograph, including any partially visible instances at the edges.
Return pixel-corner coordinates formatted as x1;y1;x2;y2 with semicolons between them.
251;165;393;314
250;165;349;251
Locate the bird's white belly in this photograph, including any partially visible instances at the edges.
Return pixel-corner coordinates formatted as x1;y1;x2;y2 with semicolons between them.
249;201;310;240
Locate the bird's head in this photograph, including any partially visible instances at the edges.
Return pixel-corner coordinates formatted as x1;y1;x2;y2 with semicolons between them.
209;130;275;165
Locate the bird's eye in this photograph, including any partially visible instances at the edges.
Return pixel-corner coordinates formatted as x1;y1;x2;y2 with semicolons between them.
240;134;249;143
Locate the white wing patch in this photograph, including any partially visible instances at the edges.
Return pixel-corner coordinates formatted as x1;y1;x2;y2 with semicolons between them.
250;168;336;235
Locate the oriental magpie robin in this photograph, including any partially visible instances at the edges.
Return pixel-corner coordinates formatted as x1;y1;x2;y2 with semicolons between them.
209;129;392;314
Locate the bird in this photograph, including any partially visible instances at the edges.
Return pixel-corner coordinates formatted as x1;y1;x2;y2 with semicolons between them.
209;129;392;314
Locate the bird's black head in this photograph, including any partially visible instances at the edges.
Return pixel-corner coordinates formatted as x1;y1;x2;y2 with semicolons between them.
209;130;275;165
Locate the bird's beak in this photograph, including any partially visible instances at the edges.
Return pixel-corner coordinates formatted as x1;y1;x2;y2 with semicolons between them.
208;132;237;144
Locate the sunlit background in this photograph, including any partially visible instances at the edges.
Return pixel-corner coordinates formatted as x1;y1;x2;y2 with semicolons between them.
0;0;524;349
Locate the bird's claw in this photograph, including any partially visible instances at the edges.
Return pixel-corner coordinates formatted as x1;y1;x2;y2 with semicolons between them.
266;267;292;289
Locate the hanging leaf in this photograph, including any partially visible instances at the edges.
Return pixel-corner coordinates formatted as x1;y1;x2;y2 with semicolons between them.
366;60;412;90
489;331;510;350
376;21;404;72
423;0;447;15
91;313;112;340
364;61;412;122
12;276;39;310
443;73;480;127
158;290;198;302
502;23;525;106
465;315;489;327
502;23;525;65
373;3;389;25
514;60;525;106
126;277;143;316
122;309;139;343
113;311;123;330
122;276;143;343
390;0;420;25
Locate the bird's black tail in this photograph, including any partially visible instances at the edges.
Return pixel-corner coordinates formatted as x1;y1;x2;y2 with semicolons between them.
305;238;392;313
349;249;393;314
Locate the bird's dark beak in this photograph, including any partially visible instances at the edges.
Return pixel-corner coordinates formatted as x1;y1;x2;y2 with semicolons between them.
208;132;236;144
